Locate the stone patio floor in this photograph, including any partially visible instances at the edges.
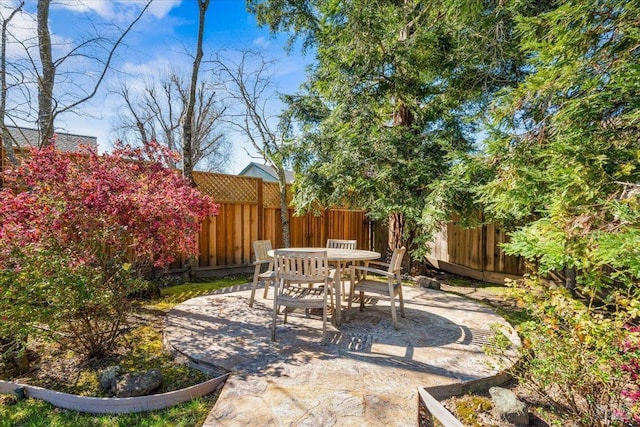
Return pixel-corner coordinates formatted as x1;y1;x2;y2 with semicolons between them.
163;284;521;426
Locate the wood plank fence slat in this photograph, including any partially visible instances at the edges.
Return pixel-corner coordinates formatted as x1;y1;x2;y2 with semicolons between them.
426;215;526;283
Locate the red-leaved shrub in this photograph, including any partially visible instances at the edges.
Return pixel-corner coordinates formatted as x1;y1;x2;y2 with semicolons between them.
0;141;217;358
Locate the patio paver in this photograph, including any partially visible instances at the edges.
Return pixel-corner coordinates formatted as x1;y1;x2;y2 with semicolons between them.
164;284;521;426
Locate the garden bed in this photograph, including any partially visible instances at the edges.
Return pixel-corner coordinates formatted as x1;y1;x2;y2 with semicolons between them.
0;277;248;424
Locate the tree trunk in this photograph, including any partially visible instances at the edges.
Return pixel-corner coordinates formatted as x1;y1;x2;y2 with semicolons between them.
277;168;290;248
182;0;209;186
387;102;414;255
1;2;23;165
181;0;209;279
386;6;416;256
389;212;404;254
37;0;55;147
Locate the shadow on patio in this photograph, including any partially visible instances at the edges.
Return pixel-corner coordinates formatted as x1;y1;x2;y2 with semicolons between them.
164;284;520;426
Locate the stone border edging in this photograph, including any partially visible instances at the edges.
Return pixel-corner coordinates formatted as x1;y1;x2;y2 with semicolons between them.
0;373;229;414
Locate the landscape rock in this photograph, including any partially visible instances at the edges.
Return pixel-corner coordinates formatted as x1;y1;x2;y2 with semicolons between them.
99;365;121;393
489;386;529;426
415;275;441;290
115;369;162;397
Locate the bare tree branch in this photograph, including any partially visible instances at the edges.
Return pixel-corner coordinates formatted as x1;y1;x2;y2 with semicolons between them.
181;0;210;184
1;0;24;165
112;69;228;172
53;2;153;115
211;49;295;246
35;0;153;146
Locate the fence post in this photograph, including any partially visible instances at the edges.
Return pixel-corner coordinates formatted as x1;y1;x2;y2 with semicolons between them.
323;208;330;244
257;178;264;240
481;211;487;274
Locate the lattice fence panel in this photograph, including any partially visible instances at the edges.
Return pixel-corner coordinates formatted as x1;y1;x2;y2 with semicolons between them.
194;172;258;204
263;182;293;208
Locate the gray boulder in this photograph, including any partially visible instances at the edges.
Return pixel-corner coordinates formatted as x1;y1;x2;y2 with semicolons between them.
115;369;163;397
99;365;121;394
489;386;529;426
415;276;441;290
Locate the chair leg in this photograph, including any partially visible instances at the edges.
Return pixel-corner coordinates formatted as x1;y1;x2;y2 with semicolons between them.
328;284;335;312
271;295;277;341
249;265;261;308
321;303;327;345
390;303;398;329
359;291;365;311
328;285;338;324
342;261;356;301
389;281;398;329
263;278;270;299
398;284;405;318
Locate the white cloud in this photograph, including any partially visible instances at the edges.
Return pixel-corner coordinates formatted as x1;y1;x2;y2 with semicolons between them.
52;0;181;21
53;0;114;18
117;57;176;94
121;57;175;76
146;0;182;19
1;2;37;58
253;36;270;49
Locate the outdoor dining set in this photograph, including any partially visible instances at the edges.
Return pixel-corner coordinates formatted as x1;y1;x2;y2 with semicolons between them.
248;239;407;343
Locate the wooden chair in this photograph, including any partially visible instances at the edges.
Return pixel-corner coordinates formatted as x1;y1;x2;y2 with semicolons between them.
348;247;407;329
326;239;357;250
326;239;357;299
249;240;276;308
271;250;331;343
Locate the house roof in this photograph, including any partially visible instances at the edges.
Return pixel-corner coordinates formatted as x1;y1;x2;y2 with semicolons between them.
239;162;294;184
2;126;97;152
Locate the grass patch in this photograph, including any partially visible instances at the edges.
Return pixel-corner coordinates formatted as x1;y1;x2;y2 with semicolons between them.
0;395;216;427
446;277;495;288
159;275;249;305
117;326;211;394
493;304;532;327
440;276;533;327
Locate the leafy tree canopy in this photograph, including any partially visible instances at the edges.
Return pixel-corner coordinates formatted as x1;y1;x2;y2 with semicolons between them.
475;0;640;297
250;0;544;253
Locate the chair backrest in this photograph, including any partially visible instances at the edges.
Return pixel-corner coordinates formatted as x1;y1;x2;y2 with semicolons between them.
388;247;407;275
274;250;330;285
253;240;273;262
326;239;357;250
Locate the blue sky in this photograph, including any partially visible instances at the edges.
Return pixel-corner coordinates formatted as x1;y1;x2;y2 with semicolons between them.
2;0;312;172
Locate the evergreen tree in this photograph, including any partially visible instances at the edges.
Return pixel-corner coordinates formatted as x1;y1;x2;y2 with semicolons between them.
250;0;537;257
479;0;640;297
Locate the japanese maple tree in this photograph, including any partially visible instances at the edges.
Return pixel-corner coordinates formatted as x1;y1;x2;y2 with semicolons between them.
0;141;217;358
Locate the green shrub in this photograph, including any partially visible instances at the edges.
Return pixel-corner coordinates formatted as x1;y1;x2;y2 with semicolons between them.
503;280;635;426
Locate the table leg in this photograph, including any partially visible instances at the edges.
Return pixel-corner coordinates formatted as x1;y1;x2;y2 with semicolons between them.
334;262;342;326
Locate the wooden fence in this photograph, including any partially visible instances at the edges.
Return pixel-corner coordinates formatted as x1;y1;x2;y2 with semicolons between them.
426;217;526;283
1;148;373;274
3;146;525;281
192;171;373;273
